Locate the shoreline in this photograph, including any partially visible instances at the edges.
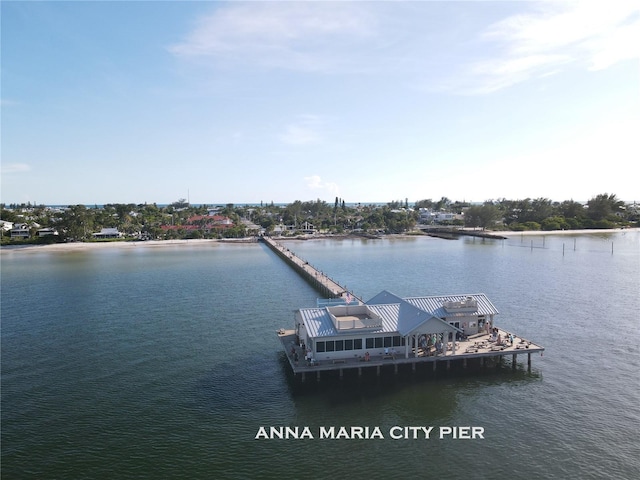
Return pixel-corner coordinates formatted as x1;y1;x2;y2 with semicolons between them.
1;228;637;254
496;227;638;236
0;238;250;254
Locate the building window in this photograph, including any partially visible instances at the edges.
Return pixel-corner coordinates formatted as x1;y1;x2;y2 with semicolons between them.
374;337;383;348
393;336;402;347
345;339;353;350
354;339;362;350
325;341;335;352
366;338;374;349
384;337;392;348
335;340;344;351
317;342;325;353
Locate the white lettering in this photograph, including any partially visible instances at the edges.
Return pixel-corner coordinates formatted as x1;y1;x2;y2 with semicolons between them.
319;426;335;439
439;426;484;439
255;426;315;439
421;426;434;439
389;426;434;439
319;426;384;439
299;427;314;439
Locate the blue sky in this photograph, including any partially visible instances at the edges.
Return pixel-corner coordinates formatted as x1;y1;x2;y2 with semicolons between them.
2;0;638;205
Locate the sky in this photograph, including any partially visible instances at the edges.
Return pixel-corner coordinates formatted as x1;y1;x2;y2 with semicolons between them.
1;0;638;205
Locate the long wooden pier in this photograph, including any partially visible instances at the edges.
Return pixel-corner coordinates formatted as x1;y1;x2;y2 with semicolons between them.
260;236;361;303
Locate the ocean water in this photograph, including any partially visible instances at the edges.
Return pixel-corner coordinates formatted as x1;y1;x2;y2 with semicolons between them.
1;232;638;479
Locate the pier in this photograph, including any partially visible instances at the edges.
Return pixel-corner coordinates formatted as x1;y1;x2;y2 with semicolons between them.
278;328;543;382
266;235;544;383
419;226;508;240
261;236;361;303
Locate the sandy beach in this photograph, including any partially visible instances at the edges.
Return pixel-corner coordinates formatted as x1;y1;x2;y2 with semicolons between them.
1;228;637;254
497;227;638;236
0;238;245;254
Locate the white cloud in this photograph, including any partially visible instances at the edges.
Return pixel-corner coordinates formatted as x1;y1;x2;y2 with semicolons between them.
1;163;31;174
169;2;376;72
304;175;339;196
279;115;323;146
456;1;640;94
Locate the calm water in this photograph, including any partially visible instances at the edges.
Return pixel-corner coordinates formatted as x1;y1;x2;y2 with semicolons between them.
2;233;639;479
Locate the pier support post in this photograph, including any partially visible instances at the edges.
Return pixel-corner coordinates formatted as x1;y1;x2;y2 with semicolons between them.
317;371;321;382
446;360;451;371
433;361;437;372
358;367;362;377
463;358;467;369
394;364;398;375
512;354;517;370
376;365;381;377
301;372;306;383
528;353;532;372
339;369;343;380
412;362;416;373
480;357;484;368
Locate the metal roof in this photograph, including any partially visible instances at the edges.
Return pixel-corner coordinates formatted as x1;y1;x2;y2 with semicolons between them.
299;290;469;339
299;305;397;339
404;293;499;318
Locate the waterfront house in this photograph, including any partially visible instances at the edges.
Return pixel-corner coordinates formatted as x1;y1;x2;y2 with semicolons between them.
93;228;123;239
37;227;59;237
295;291;498;363
10;223;31;239
161;214;234;235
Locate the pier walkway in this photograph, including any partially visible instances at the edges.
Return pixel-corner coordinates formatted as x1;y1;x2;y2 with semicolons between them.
260;236;361;303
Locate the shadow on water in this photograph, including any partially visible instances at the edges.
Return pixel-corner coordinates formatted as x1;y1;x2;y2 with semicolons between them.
276;352;542;401
187;350;540;419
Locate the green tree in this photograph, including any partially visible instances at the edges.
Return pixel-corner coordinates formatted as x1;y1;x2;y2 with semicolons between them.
587;193;624;221
60;205;93;241
465;203;500;230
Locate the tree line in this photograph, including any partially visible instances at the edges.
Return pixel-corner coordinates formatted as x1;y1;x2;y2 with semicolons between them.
462;194;634;231
1;193;636;245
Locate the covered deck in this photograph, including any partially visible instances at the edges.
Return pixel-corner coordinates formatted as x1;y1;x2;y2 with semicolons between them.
277;328;544;381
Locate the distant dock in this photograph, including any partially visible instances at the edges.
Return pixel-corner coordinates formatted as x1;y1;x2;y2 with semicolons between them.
420;226;508;240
